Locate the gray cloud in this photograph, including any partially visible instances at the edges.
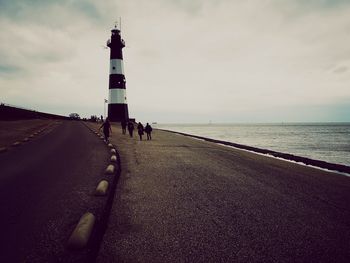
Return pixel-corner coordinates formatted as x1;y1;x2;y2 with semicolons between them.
0;64;21;75
333;66;348;74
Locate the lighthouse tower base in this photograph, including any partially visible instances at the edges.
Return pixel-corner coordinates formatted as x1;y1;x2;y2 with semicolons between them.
108;104;129;122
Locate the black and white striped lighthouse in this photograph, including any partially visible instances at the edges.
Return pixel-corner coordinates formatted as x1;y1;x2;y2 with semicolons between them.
106;25;129;122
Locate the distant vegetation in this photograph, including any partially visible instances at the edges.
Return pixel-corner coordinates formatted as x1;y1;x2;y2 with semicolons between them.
0;103;68;121
89;115;98;122
69;113;80;120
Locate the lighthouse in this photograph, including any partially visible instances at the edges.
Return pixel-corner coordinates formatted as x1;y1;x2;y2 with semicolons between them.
106;25;129;122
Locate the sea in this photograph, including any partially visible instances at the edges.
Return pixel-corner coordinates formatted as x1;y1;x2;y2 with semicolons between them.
155;123;350;167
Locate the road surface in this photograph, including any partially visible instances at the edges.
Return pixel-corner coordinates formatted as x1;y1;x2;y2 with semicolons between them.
0;121;109;262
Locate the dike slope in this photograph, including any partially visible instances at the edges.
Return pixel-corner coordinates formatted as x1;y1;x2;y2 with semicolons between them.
89;123;350;263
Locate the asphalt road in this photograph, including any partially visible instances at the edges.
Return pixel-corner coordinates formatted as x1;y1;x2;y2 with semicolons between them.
0;121;109;262
95;126;350;263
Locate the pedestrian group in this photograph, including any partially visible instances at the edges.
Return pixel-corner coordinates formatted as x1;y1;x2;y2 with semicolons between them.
99;118;153;143
131;121;153;141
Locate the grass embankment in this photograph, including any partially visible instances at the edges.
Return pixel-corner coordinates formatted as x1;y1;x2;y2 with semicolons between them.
0;119;54;149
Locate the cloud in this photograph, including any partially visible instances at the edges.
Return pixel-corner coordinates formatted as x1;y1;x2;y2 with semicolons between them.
333;66;348;74
0;64;21;75
0;0;349;122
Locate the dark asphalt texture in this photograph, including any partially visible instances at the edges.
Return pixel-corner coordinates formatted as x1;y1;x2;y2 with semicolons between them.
96;126;350;263
0;121;110;262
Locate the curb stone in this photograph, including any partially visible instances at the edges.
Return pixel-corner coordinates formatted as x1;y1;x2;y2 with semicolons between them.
95;180;109;196
67;212;96;249
105;164;115;174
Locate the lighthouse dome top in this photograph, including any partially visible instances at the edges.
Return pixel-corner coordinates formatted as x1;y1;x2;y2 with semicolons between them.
111;28;120;34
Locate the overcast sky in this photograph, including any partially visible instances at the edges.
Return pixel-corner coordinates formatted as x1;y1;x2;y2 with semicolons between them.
1;0;349;123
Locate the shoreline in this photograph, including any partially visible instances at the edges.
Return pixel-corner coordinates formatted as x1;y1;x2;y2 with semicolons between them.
158;128;350;175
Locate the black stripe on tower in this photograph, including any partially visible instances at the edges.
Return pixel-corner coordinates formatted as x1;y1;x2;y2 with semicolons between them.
110;49;123;59
109;74;126;89
108;104;129;122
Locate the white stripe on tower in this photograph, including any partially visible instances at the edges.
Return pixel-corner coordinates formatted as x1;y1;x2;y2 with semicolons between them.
109;89;127;104
109;59;124;75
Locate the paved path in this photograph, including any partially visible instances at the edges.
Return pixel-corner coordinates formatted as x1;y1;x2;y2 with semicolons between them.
0;121;109;262
92;124;350;263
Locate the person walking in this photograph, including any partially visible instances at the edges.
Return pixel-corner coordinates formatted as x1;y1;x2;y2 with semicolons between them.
145;123;153;140
127;121;134;137
137;122;144;141
99;117;112;143
121;120;127;135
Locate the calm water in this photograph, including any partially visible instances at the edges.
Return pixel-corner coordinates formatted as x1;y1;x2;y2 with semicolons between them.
156;123;350;167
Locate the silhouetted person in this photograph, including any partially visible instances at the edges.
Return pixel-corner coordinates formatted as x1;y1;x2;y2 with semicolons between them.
127;121;134;137
121;120;127;135
101;115;104;122
137;122;144;141
99;117;112;143
145;123;152;140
